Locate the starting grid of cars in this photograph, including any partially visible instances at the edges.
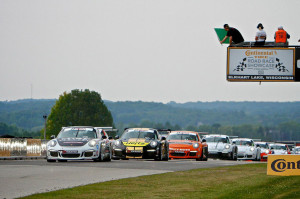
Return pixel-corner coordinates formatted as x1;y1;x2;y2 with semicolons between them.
46;126;298;162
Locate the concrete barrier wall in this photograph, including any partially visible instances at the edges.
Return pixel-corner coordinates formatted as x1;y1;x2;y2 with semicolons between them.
0;138;48;157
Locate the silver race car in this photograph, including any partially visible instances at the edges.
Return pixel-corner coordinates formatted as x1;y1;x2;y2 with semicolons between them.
269;143;291;155
47;126;112;162
292;146;300;154
232;138;261;161
202;134;238;160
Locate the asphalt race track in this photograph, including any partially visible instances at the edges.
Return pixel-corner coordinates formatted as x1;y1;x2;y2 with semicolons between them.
0;159;255;199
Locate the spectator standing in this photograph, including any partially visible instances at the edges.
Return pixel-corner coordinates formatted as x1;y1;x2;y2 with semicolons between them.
220;24;244;45
274;26;290;45
255;23;267;46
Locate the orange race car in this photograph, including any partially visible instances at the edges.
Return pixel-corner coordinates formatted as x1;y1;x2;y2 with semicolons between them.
167;131;208;161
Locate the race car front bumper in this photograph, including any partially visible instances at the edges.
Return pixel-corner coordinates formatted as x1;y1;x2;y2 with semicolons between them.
208;149;231;159
237;152;256;160
47;148;99;160
113;146;159;159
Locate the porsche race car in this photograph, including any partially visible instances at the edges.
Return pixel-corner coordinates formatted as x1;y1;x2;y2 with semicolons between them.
233;138;261;161
47;126;112;162
167;131;208;161
255;141;272;161
112;128;169;161
269;143;291;155
202;134;238;160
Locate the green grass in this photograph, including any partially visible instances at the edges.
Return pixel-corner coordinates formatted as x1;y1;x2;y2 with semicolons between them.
21;164;300;199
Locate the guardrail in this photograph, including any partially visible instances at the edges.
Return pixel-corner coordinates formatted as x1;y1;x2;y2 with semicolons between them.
0;138;48;157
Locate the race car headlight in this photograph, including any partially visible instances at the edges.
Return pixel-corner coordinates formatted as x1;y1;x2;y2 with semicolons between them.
250;147;255;151
88;140;97;147
265;149;270;154
150;141;158;147
225;144;230;149
115;140;121;146
193;143;199;149
48;140;57;147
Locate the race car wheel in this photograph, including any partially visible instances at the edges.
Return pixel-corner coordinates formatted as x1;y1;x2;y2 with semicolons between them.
155;148;163;161
162;148;169;161
94;151;105;162
105;148;112;162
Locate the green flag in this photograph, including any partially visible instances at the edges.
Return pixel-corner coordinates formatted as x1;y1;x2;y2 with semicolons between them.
215;28;229;44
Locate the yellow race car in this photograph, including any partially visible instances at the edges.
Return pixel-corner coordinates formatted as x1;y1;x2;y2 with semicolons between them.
112;128;169;161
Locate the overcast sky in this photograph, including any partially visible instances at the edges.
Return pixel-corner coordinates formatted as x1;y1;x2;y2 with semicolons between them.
1;0;300;103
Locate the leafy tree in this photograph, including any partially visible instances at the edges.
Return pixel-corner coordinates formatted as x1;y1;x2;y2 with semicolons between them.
46;89;113;138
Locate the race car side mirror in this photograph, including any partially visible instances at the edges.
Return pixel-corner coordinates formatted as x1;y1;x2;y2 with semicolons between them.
202;139;206;143
102;135;107;139
161;137;166;141
50;135;55;139
115;135;120;139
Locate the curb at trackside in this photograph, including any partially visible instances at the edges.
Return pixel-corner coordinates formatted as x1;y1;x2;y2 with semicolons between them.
0;156;46;160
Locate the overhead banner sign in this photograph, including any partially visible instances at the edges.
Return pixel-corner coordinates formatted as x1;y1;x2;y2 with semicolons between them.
227;48;295;81
267;155;300;176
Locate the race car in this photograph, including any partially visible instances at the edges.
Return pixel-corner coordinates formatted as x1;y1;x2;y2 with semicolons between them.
47;126;112;162
292;146;300;154
167;131;208;161
269;143;291;155
112;128;169;161
255;141;272;161
202;134;238;160
232;138;261;161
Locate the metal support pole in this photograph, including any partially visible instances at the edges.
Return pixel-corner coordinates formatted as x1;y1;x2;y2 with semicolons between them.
43;115;47;139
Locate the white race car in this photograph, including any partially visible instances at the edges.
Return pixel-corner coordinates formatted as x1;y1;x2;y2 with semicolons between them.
202;134;238;160
232;138;261;161
269;143;291;155
292;146;300;154
47;126;112;162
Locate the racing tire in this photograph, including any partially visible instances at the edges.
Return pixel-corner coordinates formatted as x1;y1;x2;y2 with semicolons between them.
47;159;56;162
162;148;169;161
94;150;105;162
105;148;112;162
155;148;163;161
200;147;208;161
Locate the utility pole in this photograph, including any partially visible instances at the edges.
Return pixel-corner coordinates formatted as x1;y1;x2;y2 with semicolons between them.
43;115;47;139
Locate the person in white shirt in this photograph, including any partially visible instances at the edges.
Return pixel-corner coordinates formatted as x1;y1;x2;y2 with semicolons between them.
255;23;267;46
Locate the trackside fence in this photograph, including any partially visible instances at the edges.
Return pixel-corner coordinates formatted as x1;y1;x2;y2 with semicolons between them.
0;138;48;157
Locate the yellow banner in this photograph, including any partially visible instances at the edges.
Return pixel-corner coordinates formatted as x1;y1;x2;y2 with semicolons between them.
267;155;300;176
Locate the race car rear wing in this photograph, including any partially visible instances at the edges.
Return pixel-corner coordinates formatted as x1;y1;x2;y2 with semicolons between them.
95;127;118;138
95;127;118;132
157;129;172;132
252;139;262;142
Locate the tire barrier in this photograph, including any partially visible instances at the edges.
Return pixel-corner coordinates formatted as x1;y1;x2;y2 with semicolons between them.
0;138;48;157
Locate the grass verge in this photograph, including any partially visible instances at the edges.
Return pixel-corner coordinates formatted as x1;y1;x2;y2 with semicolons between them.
21;164;300;199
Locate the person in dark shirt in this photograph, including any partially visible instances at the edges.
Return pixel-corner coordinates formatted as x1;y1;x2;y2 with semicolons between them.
220;24;244;45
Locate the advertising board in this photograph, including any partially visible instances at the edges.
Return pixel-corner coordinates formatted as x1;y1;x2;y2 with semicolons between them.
267;155;300;176
227;48;295;81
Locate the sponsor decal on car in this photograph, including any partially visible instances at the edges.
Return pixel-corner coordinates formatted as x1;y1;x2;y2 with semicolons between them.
123;138;149;147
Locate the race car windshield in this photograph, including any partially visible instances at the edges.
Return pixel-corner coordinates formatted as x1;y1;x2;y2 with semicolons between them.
167;134;197;141
121;130;158;140
271;145;287;150
235;141;253;146
58;129;97;139
205;137;227;143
